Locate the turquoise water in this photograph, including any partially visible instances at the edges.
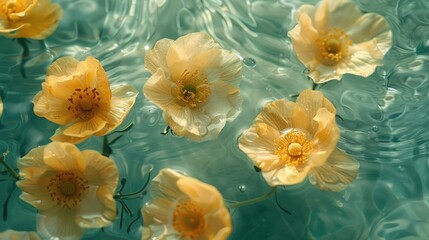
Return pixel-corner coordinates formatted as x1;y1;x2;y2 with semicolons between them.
1;0;429;239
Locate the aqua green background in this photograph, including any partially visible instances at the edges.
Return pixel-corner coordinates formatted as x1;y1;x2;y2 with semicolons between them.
1;0;429;239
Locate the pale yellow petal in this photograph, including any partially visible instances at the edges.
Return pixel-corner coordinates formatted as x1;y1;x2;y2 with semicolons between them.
192;48;242;86
46;57;80;77
50;127;90;144
202;81;242;120
164;107;213;141
202;208;232;240
317;0;363;31
347;13;392;48
166;32;221;67
176;177;224;214
143;68;176;110
0;230;41;240
95;84;138;136
17;145;46;178
309;148;359;191
76;186;116;228
257;99;309;132
238;123;282;172
62;115;107;138
33;92;74;125
262;165;311;186
17;173;56;211
308;108;339;167
3;0;62;39
288;6;319;68
150;168;185;200
85;56;112;101
37;207;85;240
141;198;173;240
43;142;86;171
145;38;174;74
296;90;336;120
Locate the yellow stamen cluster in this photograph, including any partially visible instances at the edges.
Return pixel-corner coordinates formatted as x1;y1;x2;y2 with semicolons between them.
173;201;206;239
274;130;313;168
175;69;211;108
0;1;26;22
67;87;101;120
316;27;352;65
46;171;89;209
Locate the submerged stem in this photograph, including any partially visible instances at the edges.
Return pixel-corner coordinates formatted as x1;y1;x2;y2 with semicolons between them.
227;187;277;208
0;151;19;181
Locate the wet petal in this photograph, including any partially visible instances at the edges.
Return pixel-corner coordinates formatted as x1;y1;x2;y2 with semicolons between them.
145;38;174;74
257;99;309;132
202;81;242;120
239;123;282;172
296;90;336;119
176;177;224;214
309;148;359;191
262;165;311;186
37;207;85;240
166;32;221;66
43;142;86;171
96;84;138;136
62;116;107;138
150;168;185;200
143;69;176;110
47;57;80;77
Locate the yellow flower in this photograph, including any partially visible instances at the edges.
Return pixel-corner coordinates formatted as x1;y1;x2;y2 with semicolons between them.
33;56;138;144
143;32;242;141
0;230;41;240
16;142;119;240
239;90;359;191
141;168;232;240
288;0;392;83
0;0;62;39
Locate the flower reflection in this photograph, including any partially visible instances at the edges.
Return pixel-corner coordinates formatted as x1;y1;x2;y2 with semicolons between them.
239;90;359;191
0;0;62;39
0;95;3;117
33;56;138;144
143;32;242;141
288;0;392;83
0;230;41;240
141;168;231;240
17;142;119;240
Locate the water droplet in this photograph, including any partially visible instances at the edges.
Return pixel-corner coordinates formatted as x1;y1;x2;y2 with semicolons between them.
372;126;379;132
242;57;256;68
238;184;247;192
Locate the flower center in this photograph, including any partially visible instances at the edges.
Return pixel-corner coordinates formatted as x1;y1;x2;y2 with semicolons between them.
0;1;26;22
47;171;89;209
274;130;313;168
174;69;211;108
67;87;101;120
316;27;352;65
173;201;206;239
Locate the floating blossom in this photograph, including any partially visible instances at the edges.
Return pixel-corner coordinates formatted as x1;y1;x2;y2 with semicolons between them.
17;142;119;240
288;0;392;83
0;230;41;240
239;90;359;191
0;0;62;39
33;56;138;144
141;168;231;239
143;32;242;141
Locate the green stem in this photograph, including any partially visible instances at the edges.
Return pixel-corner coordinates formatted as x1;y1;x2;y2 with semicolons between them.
227;187;277;208
0;151;19;181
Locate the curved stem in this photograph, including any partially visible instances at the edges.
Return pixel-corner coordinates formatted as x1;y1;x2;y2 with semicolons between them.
227;187;277;208
0;151;19;181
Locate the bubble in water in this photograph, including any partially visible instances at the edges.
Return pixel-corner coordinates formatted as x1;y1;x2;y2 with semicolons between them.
242;57;256;68
372;125;379;132
238;184;247;192
397;166;405;172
